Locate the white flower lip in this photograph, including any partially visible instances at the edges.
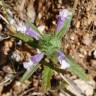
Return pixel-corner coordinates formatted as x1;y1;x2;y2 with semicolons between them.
23;59;34;70
57;51;70;69
58;57;70;69
16;22;27;33
59;9;72;21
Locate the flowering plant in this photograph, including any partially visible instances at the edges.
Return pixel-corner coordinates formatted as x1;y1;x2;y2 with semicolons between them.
9;9;87;91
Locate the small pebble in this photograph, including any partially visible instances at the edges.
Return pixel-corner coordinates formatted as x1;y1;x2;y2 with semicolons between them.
0;24;2;32
58;0;62;4
76;21;80;28
13;81;30;94
92;50;96;59
38;13;42;19
17;40;22;46
94;21;96;26
38;25;45;34
82;33;92;45
90;60;96;68
11;51;21;62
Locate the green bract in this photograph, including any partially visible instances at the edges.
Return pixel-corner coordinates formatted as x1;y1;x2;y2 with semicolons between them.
40;34;61;55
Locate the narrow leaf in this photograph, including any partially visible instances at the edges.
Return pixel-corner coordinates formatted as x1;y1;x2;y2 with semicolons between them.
42;66;53;92
11;32;33;43
20;64;39;82
67;56;88;80
56;15;72;39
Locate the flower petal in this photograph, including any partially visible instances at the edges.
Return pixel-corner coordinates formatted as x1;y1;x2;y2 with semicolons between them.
26;27;40;40
23;53;44;70
57;50;65;59
57;51;70;69
56;9;72;32
31;53;44;64
59;58;70;69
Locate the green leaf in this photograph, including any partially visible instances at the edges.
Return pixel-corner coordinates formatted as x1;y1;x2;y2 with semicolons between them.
50;37;61;49
20;64;39;82
41;34;52;47
40;34;61;56
11;32;33;43
67;56;88;80
42;66;53;92
56;14;73;39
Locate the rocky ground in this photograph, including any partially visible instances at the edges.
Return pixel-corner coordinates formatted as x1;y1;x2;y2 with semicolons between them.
0;0;96;96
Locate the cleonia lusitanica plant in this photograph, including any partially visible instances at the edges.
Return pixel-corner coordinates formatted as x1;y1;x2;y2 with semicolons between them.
6;8;88;91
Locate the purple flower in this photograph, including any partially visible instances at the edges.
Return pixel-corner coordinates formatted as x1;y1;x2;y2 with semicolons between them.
23;53;44;70
26;27;40;40
57;51;70;69
31;53;44;64
23;50;70;70
56;9;72;32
